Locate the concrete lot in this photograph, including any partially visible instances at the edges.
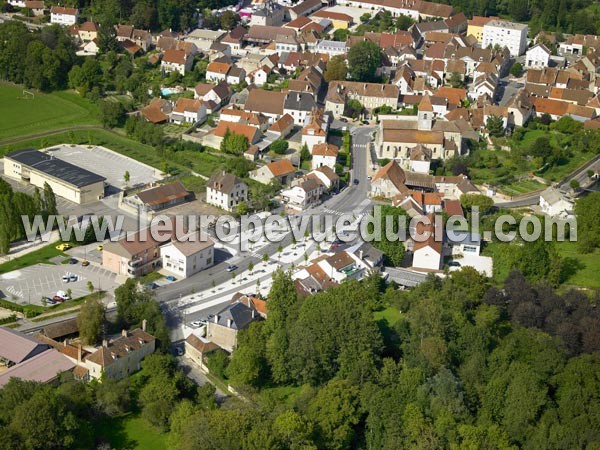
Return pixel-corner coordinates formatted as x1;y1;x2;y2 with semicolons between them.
321;5;371;26
0;261;118;306
47;144;163;191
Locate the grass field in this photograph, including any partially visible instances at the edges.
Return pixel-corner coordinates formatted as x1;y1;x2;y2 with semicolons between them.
555;241;600;289
93;413;167;450
0;83;99;141
0;243;66;274
374;306;402;326
499;179;546;196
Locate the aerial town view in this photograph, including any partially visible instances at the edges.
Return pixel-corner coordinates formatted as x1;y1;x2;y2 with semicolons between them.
0;0;599;448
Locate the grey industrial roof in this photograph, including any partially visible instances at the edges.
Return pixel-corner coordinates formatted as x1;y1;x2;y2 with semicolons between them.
0;349;75;387
6;149;106;188
0;327;50;364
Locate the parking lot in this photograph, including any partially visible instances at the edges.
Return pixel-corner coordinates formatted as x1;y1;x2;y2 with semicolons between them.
47;144;163;191
0;261;118;306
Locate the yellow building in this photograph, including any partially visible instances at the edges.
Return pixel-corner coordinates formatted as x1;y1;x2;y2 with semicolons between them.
467;16;498;43
311;10;353;29
4;149;105;204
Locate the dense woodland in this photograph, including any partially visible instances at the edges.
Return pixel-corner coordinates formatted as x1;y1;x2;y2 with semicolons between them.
1;265;599;449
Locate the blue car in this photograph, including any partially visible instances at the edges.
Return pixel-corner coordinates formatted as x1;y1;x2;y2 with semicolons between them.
166;275;176;282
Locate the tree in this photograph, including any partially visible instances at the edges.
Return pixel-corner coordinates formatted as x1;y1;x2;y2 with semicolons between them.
574;192;600;252
510;61;523;77
220;10;240;30
77;297;104;345
220;129;249;155
324;55;348;82
123;171;130;184
68;58;103;97
226;322;268;387
347;41;381;82
460;194;494;215
486;115;505;137
448;71;464;88
270;140;289;155
300;143;311;164
95;378;131;416
86;281;94;295
236;200;249;215
42;182;57;216
332;28;349;42
569;178;580;189
97;23;119;53
307;379;362;449
262;253;269;266
248;261;254;274
100;100;125;128
346;99;363;119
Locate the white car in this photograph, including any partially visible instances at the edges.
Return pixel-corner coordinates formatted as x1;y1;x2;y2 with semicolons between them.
190;321;203;327
56;290;69;300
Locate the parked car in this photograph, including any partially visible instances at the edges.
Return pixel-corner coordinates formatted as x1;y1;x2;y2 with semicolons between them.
353;179;359;185
69;257;77;264
56;243;71;251
191;321;202;327
361;120;369;125
56;290;69;301
62;275;70;283
166;275;177;282
52;295;63;303
69;274;78;282
448;261;461;267
145;282;159;290
226;264;237;272
43;297;55;305
96;244;103;251
81;259;89;267
176;347;184;356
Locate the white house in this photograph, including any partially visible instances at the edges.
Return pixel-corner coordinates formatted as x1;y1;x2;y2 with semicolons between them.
539;187;575;218
50;6;78;26
301;112;328;149
206;61;231;83
161;233;215;279
482;19;528;56
281;178;322;210
206;171;248;212
161;49;192;75
526;44;551;68
170;98;207;125
412;236;442;271
311;143;338;171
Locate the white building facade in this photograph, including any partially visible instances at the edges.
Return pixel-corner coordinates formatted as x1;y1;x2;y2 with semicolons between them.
482;20;528;56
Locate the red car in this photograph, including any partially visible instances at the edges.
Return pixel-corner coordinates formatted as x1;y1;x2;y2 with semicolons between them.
52;296;64;303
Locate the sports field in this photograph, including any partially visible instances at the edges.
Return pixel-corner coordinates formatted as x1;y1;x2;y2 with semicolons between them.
0;82;99;141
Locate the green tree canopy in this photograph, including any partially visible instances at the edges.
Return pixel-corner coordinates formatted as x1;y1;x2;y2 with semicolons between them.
347;41;381;82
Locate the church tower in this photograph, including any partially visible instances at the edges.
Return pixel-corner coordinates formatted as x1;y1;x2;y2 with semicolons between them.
417;94;434;131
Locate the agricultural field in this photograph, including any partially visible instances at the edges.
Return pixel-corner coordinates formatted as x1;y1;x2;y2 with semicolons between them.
0;83;99;141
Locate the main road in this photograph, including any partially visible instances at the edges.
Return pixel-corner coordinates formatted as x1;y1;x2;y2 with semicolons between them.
154;126;375;304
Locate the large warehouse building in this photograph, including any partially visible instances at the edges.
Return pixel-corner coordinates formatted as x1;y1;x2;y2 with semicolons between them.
3;149;106;204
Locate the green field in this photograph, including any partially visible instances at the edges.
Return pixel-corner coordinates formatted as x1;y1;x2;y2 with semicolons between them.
0;83;99;141
93;413;167;450
555;241;600;289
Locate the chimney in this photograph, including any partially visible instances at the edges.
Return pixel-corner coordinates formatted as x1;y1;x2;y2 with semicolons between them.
77;344;82;364
102;338;108;348
142;319;147;332
227;318;232;328
359;249;364;260
121;329;128;337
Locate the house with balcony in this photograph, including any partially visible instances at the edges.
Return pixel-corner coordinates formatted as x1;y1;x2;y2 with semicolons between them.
102;221;176;277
